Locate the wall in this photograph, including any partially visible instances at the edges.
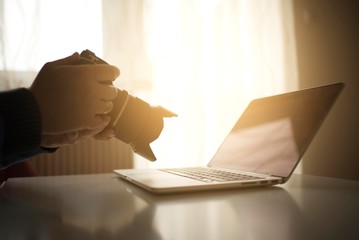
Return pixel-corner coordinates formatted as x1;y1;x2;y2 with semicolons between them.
293;0;359;180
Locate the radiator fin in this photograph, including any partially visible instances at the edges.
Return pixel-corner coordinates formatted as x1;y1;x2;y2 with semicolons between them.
30;138;133;176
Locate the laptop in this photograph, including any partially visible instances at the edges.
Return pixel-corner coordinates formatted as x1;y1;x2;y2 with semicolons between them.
114;83;344;194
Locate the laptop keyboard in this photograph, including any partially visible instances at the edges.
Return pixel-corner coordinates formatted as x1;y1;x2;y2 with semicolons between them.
161;167;261;183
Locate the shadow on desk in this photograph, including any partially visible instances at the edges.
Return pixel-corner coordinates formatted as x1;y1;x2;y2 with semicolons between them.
0;175;160;240
1;185;307;240
120;179;317;240
2;174;356;240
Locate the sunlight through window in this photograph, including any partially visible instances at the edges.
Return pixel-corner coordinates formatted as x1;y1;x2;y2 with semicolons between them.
2;0;102;72
122;0;299;168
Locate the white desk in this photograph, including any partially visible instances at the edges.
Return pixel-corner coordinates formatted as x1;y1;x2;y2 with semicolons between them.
1;173;358;240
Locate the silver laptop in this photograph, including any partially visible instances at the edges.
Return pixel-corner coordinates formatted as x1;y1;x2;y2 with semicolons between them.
114;83;344;194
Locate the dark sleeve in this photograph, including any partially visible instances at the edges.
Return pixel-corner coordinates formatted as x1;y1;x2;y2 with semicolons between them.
0;88;51;169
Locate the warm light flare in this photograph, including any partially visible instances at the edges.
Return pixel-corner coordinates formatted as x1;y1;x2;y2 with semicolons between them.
1;0;298;169
133;0;298;168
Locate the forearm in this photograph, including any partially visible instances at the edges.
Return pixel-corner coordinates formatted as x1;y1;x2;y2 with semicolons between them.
0;88;42;168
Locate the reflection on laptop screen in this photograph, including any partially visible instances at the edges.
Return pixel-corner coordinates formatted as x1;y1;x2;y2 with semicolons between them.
208;83;343;178
209;118;299;177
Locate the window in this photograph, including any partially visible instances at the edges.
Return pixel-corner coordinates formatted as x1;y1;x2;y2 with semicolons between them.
0;0;102;88
102;0;298;168
1;0;298;169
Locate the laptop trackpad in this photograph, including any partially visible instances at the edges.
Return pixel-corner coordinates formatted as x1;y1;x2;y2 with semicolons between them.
124;170;205;188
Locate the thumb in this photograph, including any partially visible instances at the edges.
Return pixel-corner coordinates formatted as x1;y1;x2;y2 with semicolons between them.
49;52;80;67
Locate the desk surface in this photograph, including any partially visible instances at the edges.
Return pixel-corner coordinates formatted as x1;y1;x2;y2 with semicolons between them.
1;173;359;240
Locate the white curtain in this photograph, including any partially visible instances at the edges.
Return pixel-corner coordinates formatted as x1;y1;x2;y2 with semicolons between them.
0;0;103;89
0;0;298;168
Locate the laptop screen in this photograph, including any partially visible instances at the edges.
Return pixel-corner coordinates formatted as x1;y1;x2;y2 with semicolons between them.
208;83;344;178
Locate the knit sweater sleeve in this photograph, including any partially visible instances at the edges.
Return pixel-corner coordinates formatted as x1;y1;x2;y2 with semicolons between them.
0;88;42;168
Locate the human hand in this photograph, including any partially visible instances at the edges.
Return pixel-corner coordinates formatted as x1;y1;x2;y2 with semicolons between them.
30;52;120;135
41;122;115;148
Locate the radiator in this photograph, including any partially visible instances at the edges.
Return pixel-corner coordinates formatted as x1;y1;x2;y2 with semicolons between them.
30;138;133;176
